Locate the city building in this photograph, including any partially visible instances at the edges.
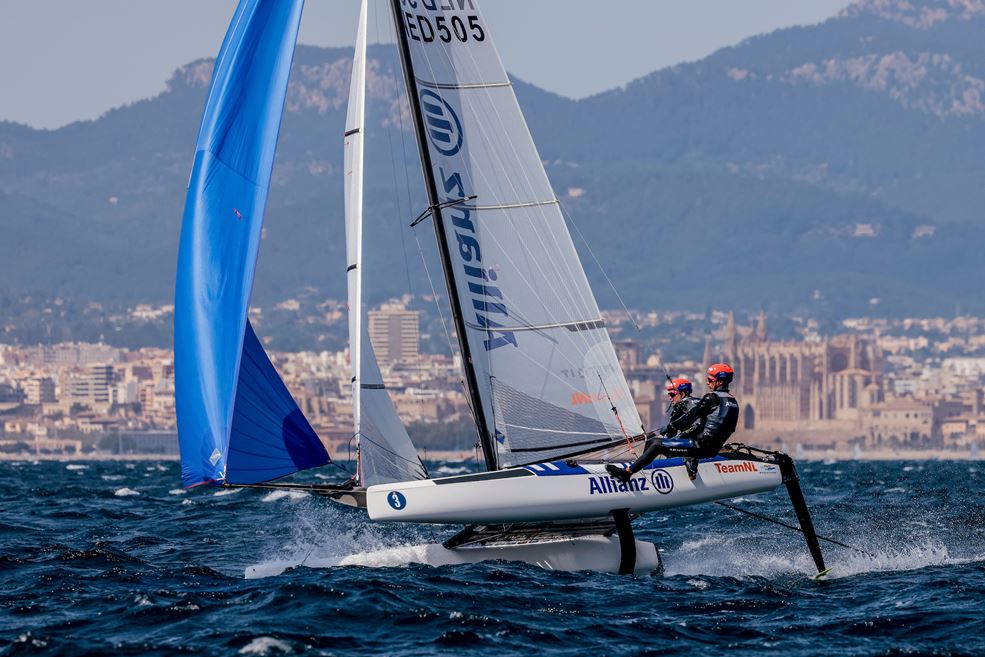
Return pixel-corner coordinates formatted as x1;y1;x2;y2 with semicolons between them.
721;312;884;432
0;382;24;407
368;305;420;366
70;363;116;409
24;376;57;405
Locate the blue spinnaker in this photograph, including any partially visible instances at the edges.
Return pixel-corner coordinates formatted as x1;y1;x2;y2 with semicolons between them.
175;0;328;486
225;322;327;484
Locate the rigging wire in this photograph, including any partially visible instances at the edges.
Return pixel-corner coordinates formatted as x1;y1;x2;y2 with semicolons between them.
713;500;877;558
373;3;416;298
598;373;639;458
560;200;642;332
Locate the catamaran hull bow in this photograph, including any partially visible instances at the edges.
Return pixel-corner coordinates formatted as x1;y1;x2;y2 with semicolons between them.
367;454;782;524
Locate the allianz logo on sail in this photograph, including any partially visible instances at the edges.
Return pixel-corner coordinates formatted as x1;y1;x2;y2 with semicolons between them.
424;89;518;352
421;90;462;157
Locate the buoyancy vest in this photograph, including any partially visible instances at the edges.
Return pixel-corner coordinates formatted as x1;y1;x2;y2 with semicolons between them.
672;396;703;436
699;390;739;450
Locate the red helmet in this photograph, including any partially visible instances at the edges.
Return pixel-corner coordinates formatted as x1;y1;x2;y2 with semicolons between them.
707;363;734;384
666;378;693;397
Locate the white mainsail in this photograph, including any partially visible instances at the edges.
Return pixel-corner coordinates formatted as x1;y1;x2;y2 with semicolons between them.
391;2;642;467
345;0;426;486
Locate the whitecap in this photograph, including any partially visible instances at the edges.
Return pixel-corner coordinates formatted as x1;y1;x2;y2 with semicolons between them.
169;488;187;496
134;595;152;607
435;465;471;475
728;496;766;504
101;474;124;481
181;499;194;506
261;490;307;503
239;637;292;656
65;464;88;471
14;633;47;648
114;487;140;497
686;578;710;590
213;488;244;497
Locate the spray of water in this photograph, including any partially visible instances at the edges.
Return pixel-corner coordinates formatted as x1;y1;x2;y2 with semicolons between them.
661;529;982;580
245;497;439;579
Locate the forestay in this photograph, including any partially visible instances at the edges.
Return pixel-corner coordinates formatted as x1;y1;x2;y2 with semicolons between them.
392;1;642;467
345;0;426;486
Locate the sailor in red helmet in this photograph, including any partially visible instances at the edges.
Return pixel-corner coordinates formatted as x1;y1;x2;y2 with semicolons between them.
663;377;701;436
607;363;740;482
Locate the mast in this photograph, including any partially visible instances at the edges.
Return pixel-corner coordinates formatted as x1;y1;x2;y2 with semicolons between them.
345;0;368;482
386;0;497;470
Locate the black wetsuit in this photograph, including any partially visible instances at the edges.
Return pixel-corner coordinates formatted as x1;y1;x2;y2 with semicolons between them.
626;388;739;474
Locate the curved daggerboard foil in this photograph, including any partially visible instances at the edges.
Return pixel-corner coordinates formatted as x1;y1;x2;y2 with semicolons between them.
175;0;329;487
344;0;426;486
393;1;642;467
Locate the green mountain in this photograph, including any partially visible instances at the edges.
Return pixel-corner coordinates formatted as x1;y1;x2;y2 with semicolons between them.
3;0;985;317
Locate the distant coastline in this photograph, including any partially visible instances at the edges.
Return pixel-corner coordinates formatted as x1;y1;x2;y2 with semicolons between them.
1;449;980;463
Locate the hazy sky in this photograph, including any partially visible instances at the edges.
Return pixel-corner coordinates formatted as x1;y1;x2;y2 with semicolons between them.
1;0;852;129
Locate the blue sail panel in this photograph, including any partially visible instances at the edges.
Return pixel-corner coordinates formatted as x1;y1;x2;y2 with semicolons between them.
175;0;306;487
226;322;329;484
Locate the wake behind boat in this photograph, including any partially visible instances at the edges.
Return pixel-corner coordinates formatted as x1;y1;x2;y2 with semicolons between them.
173;0;831;576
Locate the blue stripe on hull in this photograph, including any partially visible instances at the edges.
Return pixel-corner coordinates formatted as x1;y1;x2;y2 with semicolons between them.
522;455;731;477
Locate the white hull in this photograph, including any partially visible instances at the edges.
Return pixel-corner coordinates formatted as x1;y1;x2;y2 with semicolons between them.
339;535;661;575
368;455;782;524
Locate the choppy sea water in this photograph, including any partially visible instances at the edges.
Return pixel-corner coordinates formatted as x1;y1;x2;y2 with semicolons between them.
1;460;983;657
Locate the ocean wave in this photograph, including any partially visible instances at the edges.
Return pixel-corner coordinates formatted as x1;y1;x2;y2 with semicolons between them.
4;459;985;657
239;637;292;655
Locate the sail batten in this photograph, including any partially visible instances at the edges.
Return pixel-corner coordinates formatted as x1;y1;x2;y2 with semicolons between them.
416;79;512;90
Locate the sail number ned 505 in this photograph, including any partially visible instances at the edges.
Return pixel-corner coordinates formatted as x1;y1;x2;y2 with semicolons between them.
401;2;486;44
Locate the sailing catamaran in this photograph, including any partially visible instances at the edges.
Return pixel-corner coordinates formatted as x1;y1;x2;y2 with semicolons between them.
175;0;829;575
